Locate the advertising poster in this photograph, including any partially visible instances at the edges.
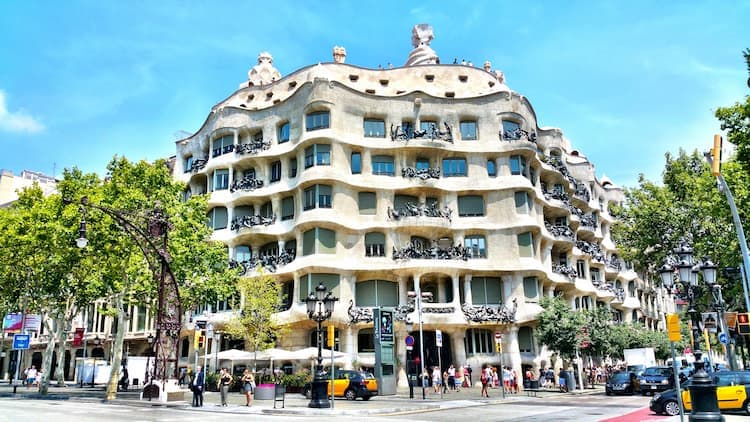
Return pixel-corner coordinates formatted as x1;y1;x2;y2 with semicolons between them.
3;313;23;333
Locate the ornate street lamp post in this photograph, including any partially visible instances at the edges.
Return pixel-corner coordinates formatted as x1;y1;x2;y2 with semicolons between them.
145;333;154;400
305;283;337;408
659;240;723;422
68;196;182;397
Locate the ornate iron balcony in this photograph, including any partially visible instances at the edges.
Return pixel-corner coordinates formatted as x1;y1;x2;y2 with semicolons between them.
545;221;575;241
552;263;578;279
573;180;591;202
229;249;295;274
500;128;537;143
236;138;271;155
401;166;440;180
387;202;452;222
606;256;622;271
347;299;374;324
462;298;517;323
190;158;208;173
392;241;468;261
580;214;597;230
575;240;605;262
390;122;453;143
230;176;264;192
231;214;275;230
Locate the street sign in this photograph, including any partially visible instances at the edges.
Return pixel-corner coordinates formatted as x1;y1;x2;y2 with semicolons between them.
724;312;738;331
405;335;414;346
494;331;502;342
436;330;443;348
738;313;750;335
13;333;30;350
719;332;728;345
206;323;214;338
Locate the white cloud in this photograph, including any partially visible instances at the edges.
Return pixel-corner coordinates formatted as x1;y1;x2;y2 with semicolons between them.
0;90;44;133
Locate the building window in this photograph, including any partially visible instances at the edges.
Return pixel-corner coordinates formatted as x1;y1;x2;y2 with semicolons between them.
299;273;340;302
420;120;437;138
302;227;336;256
212;135;234;157
351;152;361;174
487;159;496;177
471;277;502;304
458;195;484;217
558;252;568;267
184;156;193;173
514;191;531;213
365;232;386;257
364;119;385;137
464;235;486;258
555;216;568;226
523;276;539;301
235;245;251;262
442;157;467;177
306;111;330;131
208;207;228;230
518;326;534;353
358;192;376;215
356;280;398;307
460;120;477;140
259;201;273;219
510;155;528;176
213;169;229;191
243;168;256;179
372;155;394;176
281;196;295;221
278;122;290;143
464;328;494;355
416;158;430;171
289;158;297;178
259;242;278;258
590;268;601;282
517;232;534;257
303;184;333;210
358;328;375;353
304;144;331;168
401;121;414;139
270;161;282;183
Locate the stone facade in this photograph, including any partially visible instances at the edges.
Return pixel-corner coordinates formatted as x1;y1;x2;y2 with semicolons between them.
172;30;667;386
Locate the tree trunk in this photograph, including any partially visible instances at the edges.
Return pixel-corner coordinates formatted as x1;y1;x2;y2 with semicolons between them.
39;316;59;395
105;293;127;401
53;317;68;386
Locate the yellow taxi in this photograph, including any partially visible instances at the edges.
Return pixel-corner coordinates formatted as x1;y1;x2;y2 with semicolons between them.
681;371;750;415
302;370;378;401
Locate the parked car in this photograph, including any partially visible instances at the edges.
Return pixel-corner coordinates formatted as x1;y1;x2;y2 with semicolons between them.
639;366;675;395
649;385;684;416
681;370;750;415
302;370;378;401
605;371;639;395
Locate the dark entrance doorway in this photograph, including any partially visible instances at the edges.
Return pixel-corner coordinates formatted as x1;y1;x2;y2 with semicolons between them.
409;330;452;386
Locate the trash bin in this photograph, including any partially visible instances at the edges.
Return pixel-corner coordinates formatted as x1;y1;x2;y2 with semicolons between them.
523;379;531;389
530;380;539;389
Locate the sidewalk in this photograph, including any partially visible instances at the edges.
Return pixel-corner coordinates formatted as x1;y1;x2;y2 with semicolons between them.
0;381;603;416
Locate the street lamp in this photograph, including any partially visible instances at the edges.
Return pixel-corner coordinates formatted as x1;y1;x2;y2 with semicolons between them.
305;282;338;409
145;333;154;400
658;239;722;422
67;196;182;394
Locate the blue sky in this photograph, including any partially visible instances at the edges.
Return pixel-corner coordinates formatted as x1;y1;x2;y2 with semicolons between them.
0;1;748;188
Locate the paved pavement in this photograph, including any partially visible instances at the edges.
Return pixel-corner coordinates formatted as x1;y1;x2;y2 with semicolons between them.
0;382;747;421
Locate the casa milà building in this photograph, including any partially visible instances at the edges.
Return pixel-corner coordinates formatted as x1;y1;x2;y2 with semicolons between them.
173;24;660;385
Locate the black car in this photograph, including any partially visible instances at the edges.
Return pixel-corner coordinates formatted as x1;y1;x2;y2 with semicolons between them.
639;366;675;395
605;371;639;395
649;385;685;416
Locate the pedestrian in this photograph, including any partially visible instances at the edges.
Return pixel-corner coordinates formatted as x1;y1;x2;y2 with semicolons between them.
442;369;449;394
447;364;456;390
491;367;499;389
558;368;568;392
219;367;232;406
118;367;129;391
25;365;37;389
35;370;43;390
480;364;490;397
465;364;472;386
456;364;464;391
502;366;511;393
512;369;519;394
241;368;255;406
431;366;441;393
191;365;205;407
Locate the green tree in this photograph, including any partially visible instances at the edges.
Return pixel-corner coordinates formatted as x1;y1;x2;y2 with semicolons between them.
536;296;585;360
224;270;287;371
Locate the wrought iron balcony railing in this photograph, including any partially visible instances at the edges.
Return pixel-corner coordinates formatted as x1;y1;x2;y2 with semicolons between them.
401;167;440;180
236;138;272;155
231;214;275;231
230;176;264;192
387;202;453;222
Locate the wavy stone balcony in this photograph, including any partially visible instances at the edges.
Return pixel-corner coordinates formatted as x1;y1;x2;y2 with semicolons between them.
392;241;468;261
230;176;264;193
386;202;453;222
231;214;275;231
500;128;537;143
236;138;272;155
390;122;453;143
552;263;578;279
545;222;575;242
401;166;440;180
575;240;605;263
229;249;295;274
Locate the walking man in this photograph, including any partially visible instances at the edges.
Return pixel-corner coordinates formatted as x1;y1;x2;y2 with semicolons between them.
191;366;205;407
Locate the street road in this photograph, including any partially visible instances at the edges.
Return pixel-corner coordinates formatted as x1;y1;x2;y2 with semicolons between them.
0;393;655;422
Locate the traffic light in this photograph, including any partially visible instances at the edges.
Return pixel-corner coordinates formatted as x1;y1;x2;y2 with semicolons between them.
738;313;750;335
194;330;201;349
711;134;723;176
198;335;205;349
327;325;335;348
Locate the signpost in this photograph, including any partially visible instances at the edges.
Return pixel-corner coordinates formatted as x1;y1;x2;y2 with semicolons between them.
495;331;504;399
12;334;30;350
666;313;685;422
405;335;414;399
436;330;442;399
